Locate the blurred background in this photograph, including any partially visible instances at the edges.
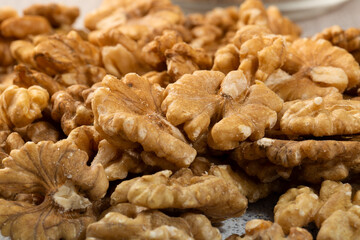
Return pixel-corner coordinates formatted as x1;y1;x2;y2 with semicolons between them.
0;0;358;36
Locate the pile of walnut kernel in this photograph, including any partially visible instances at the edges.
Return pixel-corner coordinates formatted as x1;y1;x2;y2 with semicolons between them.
0;0;360;239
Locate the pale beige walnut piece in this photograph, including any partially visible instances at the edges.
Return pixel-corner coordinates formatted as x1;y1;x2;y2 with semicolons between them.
33;31;106;87
0;140;108;240
0;37;14;67
110;169;248;220
23;3;79;28
232;138;360;183
15;121;60;143
274;186;321;234
313;25;360;63
283;38;360;91
0;85;49;129
162;70;283;150
317;205;360;240
92;139;148;181
66;126;102;159
233;25;287;83
212;44;240;75
0;7;18;24
85;0;184;44
209;165;278;203
225;219;313;240
13;64;64;96
165;42;212;80
1;15;51;39
92;74;196;168
51;86;94;135
265;69;341;101
280;96;360;137
87;209;221;240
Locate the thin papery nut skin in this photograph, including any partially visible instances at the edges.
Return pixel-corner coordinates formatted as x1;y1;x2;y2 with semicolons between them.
23;3;80;28
280;97;360;137
1;15;52;38
274;186;320;234
93;74;196;168
110;169;248;220
0;85;49;128
86;210;195;240
0;140;109;240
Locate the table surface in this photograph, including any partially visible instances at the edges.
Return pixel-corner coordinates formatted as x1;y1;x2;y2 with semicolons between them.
0;0;359;239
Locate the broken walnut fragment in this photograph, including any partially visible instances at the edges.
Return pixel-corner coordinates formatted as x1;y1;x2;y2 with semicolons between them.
162;70;283;150
92;74;196;168
226;219;312;240
281;96;360;137
232;138;360;183
0;140;108;240
0;85;49;129
283;38;360;91
87;208;221;240
110;169;248;220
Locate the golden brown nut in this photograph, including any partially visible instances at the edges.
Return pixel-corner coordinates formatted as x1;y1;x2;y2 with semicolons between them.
142;71;172;88
283;38;360;90
3;132;25;155
315;180;353;227
280;96;360;136
23;3;79;28
92;139;147;181
274;186;321;234
142;30;183;70
313;25;360;53
238;0;268;27
1;15;51;38
209;165;278;203
87;209;220;240
10;40;36;67
165;42;212;80
0;7;18;23
233;25;287;82
13;64;64;96
18;121;60;143
226;219;313;240
0;140;108;239
85;0;184;43
34;31;105;86
67;125;102;159
232;138;360;183
0;85;49;128
265;69;341;101
110;169;248;220
317;205;360;240
212;44;240;74
266;6;301;38
51;87;94;135
92;74;196;168
0;37;14;67
162;70;283;150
